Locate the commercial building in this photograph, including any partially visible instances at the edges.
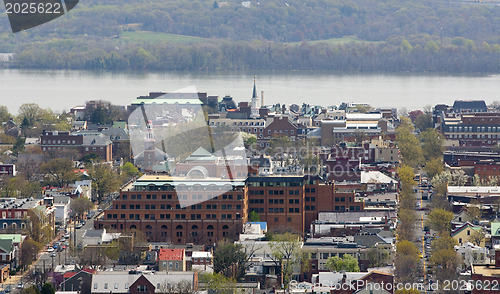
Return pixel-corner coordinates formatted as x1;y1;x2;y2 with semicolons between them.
94;175;248;245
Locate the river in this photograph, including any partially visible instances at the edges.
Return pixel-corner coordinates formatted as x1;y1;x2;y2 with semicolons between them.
1;69;500;113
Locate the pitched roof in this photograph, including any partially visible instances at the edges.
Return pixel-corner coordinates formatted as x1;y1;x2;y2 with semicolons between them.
185;147;216;161
491;222;500;237
158;248;184;261
63;272;77;279
451;222;481;237
0;239;13;253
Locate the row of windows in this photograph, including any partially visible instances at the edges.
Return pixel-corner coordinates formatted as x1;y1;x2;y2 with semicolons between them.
107;213;239;220
42;139;77;145
249;199;264;204
448;126;500;132
449;134;500;139
125;193;241;200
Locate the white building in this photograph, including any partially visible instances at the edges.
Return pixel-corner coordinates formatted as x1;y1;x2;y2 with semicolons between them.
455;242;489;268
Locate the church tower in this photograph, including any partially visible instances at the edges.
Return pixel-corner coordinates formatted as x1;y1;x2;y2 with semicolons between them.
251;77;259;118
143;120;156;172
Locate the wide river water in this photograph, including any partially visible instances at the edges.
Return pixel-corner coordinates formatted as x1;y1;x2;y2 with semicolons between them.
1;69;500;113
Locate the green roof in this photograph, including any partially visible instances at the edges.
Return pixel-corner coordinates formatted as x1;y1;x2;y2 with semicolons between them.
0;234;22;243
113;121;127;129
185;147;216;161
0;239;13;253
492;222;500;237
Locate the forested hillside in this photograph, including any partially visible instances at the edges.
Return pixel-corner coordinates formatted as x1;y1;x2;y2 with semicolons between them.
1;0;499;72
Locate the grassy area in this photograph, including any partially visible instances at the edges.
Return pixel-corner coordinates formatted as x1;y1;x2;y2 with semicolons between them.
118;31;211;44
289;36;380;45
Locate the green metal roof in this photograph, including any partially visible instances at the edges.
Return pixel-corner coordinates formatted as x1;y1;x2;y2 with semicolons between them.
492;222;500;237
0;234;22;243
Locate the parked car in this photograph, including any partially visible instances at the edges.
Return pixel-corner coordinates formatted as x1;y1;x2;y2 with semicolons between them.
51;252;56;257
16;283;23;289
47;247;54;253
75;223;83;229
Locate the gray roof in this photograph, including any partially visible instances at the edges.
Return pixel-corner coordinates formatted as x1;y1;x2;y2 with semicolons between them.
452;100;487;112
84;230;104;238
354;234;388;248
82;133;112;146
91;272;196;294
101;127;129;141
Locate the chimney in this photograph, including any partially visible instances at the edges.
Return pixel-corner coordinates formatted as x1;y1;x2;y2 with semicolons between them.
261;91;264;107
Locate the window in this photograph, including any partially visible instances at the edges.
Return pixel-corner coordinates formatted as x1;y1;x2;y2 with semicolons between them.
93;284;97;289
137;285;147;292
104;283;108;290
114;283;118;289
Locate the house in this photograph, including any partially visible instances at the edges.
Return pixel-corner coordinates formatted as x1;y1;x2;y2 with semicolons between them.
72;121;88;131
90;271;198;294
451;222;485;247
452;210;474;229
0;164;16;176
0;239;14;265
0;234;24;268
158;249;186;271
455;242;489;268
60;268;96;294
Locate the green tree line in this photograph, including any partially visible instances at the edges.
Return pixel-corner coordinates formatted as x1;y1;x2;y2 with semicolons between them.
10;37;500;73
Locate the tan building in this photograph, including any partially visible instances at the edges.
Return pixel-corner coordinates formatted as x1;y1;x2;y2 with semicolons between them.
158;248;186;271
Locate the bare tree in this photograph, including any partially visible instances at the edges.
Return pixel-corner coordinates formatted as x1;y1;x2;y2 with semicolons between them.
157;281;195;294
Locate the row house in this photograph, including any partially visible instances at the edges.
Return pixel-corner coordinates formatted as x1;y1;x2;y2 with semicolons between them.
0;198;55;233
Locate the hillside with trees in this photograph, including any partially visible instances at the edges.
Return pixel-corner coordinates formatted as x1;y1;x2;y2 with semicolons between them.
0;0;499;72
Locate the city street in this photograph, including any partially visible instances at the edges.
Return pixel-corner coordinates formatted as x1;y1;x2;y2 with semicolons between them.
1;216;97;294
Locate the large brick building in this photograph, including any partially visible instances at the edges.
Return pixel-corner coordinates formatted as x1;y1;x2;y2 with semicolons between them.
441;112;500;147
96;174;364;244
247;176;363;235
94;175;248;245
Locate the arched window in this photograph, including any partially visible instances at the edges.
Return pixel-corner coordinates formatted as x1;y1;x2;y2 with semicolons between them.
145;225;152;230
161;225;168;230
176;225;183;230
222;225;229;230
12;223;17;229
2;223;7;229
191;225;198;230
207;225;214;230
130;225;137;230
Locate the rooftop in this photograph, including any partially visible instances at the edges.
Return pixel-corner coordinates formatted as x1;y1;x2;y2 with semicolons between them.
158;248;184;260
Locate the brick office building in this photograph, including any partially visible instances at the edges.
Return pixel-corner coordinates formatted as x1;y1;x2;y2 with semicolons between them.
94;175;248;245
96;174;364;245
247;176;364;235
441;112;500;147
40;131;113;161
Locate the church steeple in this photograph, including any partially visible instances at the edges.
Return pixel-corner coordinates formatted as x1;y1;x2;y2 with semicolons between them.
252;76;257;99
250;76;259;118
